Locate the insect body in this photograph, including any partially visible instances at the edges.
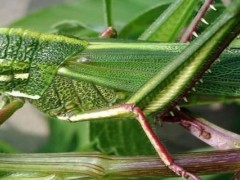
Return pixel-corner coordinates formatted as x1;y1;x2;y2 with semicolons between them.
32;40;189;119
0;28;87;99
32;38;240;121
1;28;240;122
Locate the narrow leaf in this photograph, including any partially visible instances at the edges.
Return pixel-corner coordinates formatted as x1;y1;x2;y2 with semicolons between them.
139;0;200;41
119;1;173;39
103;0;113;27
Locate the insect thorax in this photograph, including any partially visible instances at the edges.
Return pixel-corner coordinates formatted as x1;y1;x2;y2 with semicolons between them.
0;28;87;99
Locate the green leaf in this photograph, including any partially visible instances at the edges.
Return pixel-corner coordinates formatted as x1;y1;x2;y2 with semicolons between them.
119;0;173;39
10;0;104;33
10;0;162;34
0;140;18;153
139;0;201;42
90;118;155;155
51;20;98;37
39;118;91;152
39;117;155;155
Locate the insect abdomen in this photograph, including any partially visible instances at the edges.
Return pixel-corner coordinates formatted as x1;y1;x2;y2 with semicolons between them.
0;28;88;99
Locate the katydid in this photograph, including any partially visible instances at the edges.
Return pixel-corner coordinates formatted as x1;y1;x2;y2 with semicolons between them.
0;1;240;179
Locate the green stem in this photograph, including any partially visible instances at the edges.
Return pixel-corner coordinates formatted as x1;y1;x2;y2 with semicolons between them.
0;98;25;125
103;0;112;27
139;0;200;41
0;150;239;179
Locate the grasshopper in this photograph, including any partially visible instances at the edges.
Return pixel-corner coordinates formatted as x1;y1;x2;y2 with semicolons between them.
0;0;240;179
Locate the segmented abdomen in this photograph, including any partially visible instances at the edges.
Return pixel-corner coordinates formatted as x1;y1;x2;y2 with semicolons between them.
0;28;87;99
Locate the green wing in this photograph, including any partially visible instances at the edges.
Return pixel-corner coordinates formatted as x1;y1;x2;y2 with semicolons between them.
58;39;240;105
58;39;186;92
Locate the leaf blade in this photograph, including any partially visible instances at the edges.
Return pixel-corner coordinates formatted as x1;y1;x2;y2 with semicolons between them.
139;0;200;42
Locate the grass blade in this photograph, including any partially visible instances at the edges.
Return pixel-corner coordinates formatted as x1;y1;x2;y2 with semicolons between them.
139;0;200;41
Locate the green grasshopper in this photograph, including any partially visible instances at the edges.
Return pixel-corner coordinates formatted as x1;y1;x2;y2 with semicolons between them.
0;0;240;179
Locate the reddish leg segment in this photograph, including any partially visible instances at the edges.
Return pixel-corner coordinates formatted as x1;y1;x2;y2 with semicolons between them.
121;104;201;180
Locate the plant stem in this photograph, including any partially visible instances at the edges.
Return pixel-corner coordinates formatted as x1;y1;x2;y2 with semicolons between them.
0;150;239;179
0;98;25;125
103;0;112;27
